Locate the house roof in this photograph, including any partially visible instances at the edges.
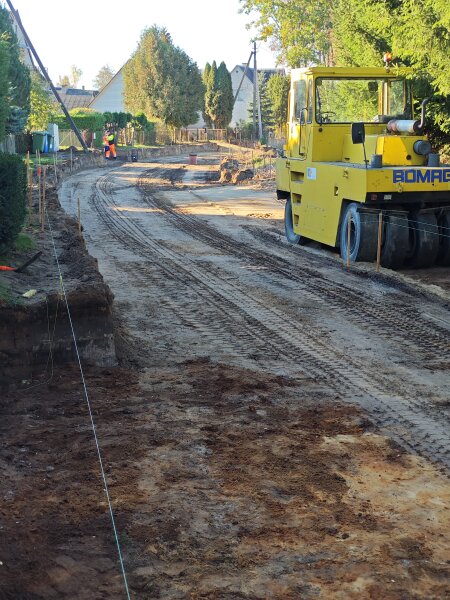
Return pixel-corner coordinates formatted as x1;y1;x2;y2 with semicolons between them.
54;86;98;110
232;64;285;84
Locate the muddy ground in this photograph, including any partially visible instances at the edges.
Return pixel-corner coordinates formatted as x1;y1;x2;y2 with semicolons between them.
1;152;449;599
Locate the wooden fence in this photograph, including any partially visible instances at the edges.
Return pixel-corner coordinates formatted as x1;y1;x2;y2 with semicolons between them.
0;135;16;154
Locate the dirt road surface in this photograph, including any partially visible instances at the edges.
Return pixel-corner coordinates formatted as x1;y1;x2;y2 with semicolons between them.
1;153;449;599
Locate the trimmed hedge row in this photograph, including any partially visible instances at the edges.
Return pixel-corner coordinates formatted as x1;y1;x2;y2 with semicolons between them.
0;152;26;253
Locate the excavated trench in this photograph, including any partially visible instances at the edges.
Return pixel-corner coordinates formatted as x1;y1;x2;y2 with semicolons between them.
0;188;116;389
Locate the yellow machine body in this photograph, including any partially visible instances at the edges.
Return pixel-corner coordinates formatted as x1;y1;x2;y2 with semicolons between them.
276;67;450;254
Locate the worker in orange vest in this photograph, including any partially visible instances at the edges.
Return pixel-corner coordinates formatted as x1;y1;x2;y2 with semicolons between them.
103;131;110;159
107;130;117;159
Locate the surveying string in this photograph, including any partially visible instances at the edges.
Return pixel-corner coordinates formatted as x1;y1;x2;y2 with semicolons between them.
44;205;132;600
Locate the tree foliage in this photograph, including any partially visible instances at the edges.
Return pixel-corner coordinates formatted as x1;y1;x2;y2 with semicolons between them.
241;0;450;145
124;26;204;128
217;62;234;128
332;0;450;143
93;64;114;90
27;71;56;131
57;74;70;87
54;107;105;131
202;63;212;127
266;72;290;127
0;152;26;253
103;112;133;129
247;72;274;132
0;39;10;141
70;65;82;87
0;6;31;135
240;0;333;66
203;61;234;129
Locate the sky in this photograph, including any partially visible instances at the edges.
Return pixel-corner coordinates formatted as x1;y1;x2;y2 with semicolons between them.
6;0;277;89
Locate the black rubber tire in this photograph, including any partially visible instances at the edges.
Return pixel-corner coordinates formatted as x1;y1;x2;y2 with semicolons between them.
339;203;378;263
284;198;302;245
380;213;409;270
405;212;439;268
436;210;450;266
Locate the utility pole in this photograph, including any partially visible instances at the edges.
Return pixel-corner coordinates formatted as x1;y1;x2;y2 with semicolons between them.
252;41;264;142
233;50;253;106
253;41;257;140
5;0;89;152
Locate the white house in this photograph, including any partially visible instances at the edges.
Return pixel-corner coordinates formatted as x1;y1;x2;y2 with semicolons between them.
89;68;125;113
9;10;34;68
231;65;285;126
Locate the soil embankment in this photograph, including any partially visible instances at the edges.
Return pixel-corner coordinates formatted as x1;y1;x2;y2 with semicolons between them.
0;186;115;388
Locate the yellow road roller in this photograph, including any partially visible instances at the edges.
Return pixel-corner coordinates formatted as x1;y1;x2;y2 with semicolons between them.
276;64;450;268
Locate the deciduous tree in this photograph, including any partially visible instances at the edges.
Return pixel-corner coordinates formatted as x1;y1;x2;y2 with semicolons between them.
239;0;333;66
93;64;114;90
27;70;57;131
70;65;82;87
57;74;70;87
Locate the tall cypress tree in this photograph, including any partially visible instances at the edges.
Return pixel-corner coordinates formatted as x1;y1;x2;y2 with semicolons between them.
216;62;233;128
202;63;212;127
204;60;218;128
204;61;233;129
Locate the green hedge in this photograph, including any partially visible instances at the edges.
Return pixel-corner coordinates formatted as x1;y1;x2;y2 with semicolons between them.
0;153;26;253
54;107;106;132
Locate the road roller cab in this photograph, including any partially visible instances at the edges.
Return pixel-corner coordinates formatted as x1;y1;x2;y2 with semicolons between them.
276;64;450;268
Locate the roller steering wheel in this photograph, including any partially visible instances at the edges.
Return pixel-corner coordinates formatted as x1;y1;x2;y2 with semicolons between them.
319;111;336;124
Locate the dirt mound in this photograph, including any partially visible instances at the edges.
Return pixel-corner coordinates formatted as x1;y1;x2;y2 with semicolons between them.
219;157;254;184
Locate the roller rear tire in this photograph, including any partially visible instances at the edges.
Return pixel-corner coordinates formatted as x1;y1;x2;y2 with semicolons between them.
405;212;439;268
380;213;409;270
339;203;377;263
436;210;450;266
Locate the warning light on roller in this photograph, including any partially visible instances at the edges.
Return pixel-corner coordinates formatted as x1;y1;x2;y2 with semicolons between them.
383;52;393;68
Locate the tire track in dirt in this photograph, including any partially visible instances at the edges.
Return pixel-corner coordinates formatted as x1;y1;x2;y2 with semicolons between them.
90;167;450;470
138;165;450;363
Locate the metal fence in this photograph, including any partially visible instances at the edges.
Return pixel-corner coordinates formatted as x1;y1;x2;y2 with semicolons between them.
172;128;227;143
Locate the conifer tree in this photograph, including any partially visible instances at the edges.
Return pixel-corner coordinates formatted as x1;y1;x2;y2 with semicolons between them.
204;61;233;129
202;63;212;127
0;5;31;134
124;26;204;128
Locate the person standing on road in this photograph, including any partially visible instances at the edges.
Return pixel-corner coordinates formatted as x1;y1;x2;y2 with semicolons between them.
107;130;117;159
103;131;110;159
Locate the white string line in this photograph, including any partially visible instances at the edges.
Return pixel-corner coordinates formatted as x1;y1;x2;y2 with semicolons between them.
20;296;59;393
356;213;450;239
44;206;132;600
